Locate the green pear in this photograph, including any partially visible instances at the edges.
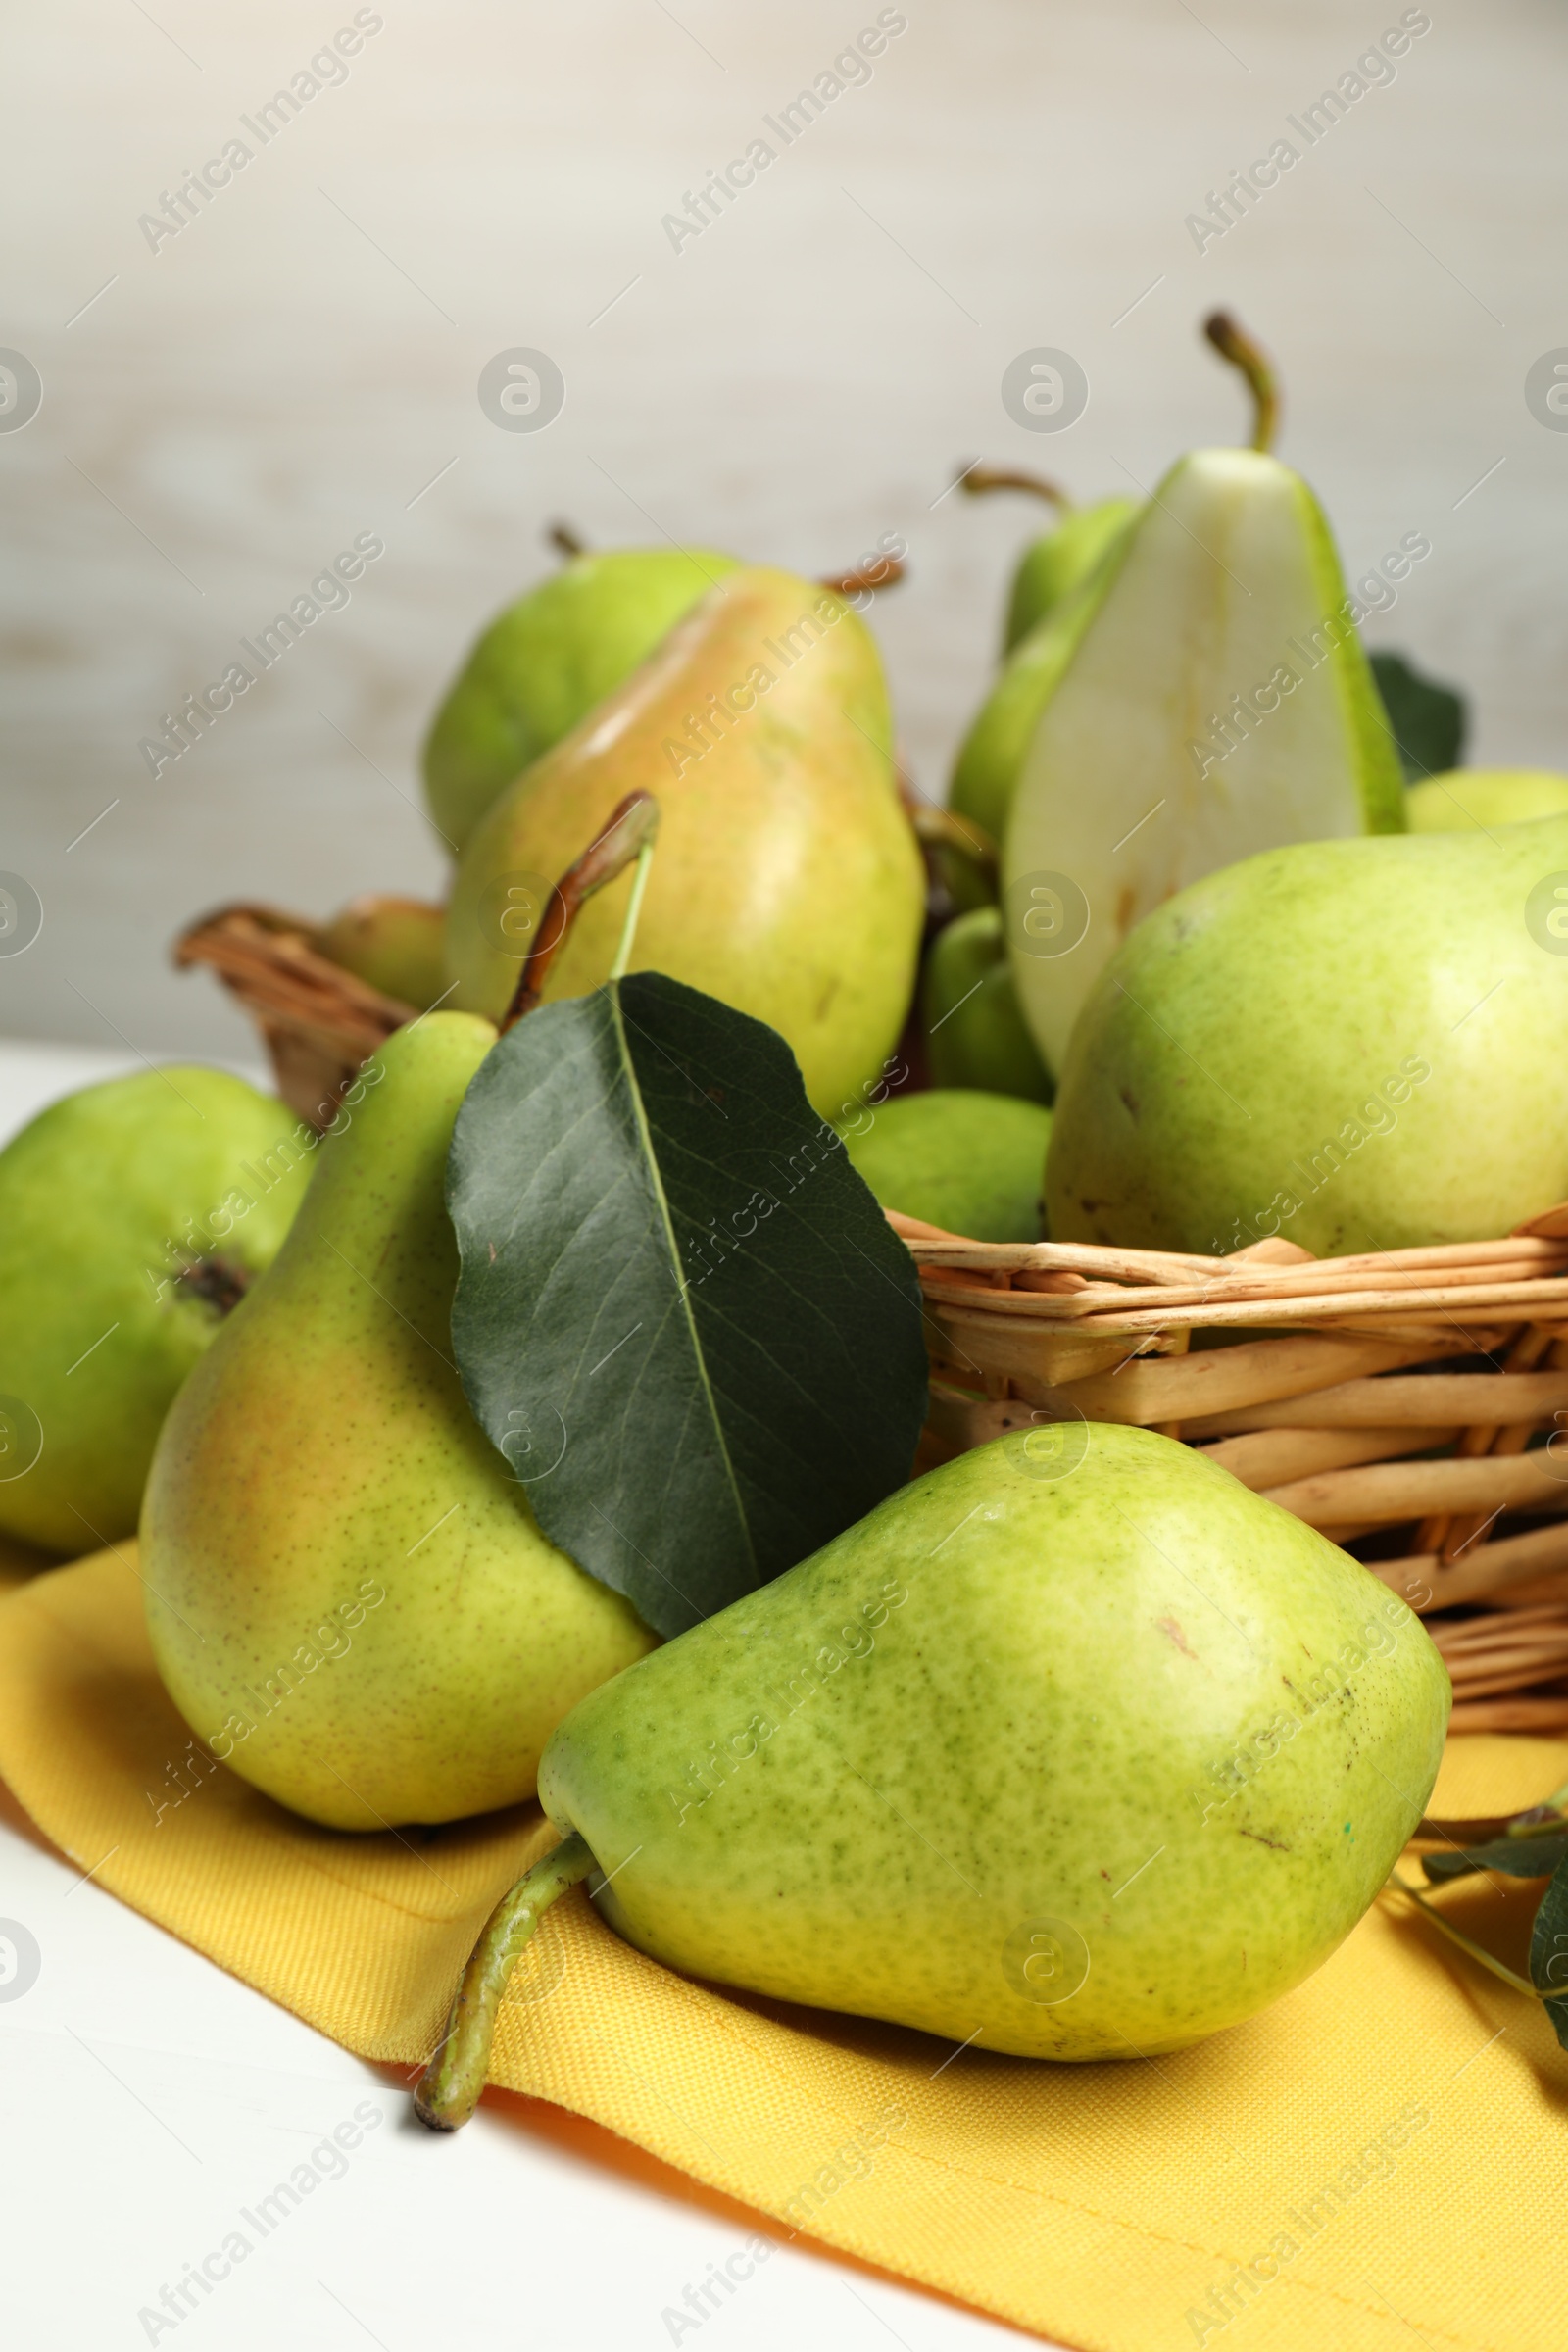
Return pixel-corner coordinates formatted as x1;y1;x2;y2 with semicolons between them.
1001;497;1141;653
1006;448;1407;1077
416;1426;1447;2125
424;545;740;855
0;1068;311;1555
447;567;925;1118
840;1091;1051;1242
1406;769;1568;833
947;560;1121;873
948;313;1279;898
1046;816;1568;1255
922;906;1054;1102
318;893;448;1009
140;1014;657;1830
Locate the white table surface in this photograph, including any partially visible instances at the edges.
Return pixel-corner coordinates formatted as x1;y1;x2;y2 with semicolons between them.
0;1038;1044;2352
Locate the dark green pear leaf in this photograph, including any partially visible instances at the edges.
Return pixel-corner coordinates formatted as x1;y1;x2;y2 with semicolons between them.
1368;648;1467;782
1528;1854;1568;2051
1423;1830;1568;1885
447;972;928;1638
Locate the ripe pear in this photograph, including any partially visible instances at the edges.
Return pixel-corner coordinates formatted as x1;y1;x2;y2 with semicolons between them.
424;545;739;854
416;1426;1447;2124
1406;769;1568;833
1006;448;1406;1077
318;893;448;1009
0;1068;311;1555
1047;816;1568;1255
447;567;925;1118
840;1091;1051;1241
922;906;1054;1102
140;1014;657;1830
1001;497;1141;653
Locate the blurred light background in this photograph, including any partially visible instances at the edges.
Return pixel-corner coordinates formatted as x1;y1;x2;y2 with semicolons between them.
3;0;1565;1058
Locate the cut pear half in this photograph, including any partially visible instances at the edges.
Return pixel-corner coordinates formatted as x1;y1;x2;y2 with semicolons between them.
1004;446;1405;1076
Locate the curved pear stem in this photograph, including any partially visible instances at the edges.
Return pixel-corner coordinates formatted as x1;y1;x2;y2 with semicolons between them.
547;520;587;560
819;554;906;598
906;798;998;890
415;1832;596;2132
501;792;662;1032
1202;311;1280;454
955;462;1073;514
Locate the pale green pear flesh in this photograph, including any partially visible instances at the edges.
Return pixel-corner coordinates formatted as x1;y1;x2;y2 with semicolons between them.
1405;769;1568;833
539;1429;1448;2060
447;566;925;1118
1047;818;1568;1255
1005;448;1406;1077
423;547;741;856
0;1069;311;1554
839;1090;1051;1242
140;1015;658;1831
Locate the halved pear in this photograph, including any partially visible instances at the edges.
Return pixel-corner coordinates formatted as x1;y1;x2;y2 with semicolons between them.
1004;448;1405;1077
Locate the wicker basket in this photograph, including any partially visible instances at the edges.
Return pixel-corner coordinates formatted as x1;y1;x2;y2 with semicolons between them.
893;1211;1568;1734
175;904;1568;1732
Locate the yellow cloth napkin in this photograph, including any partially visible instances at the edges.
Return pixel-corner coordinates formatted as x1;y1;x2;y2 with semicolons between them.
1;1545;1564;2352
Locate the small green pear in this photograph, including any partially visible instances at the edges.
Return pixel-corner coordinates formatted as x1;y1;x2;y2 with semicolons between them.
0;1069;311;1555
923;908;1054;1103
423;545;740;855
1406;769;1568;832
838;1089;1051;1241
416;1426;1447;2126
446;567;925;1118
141;1014;657;1830
318;893;448;1008
1046;816;1568;1254
1006;447;1406;1077
1001;496;1141;654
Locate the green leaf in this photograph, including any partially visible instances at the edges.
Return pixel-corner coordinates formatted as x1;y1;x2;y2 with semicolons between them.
1368;648;1467;782
1528;1854;1568;2051
1423;1831;1568;1885
447;972;929;1639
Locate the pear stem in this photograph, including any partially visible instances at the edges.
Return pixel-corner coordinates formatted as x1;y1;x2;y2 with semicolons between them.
1202;312;1280;453
415;1831;596;2132
1386;1869;1568;2006
905;798;998;889
500;792;662;1032
955;461;1073;513
818;555;906;598
547;520;587;560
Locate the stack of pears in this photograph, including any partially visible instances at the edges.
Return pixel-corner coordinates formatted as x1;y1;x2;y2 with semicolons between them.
17;299;1544;2118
